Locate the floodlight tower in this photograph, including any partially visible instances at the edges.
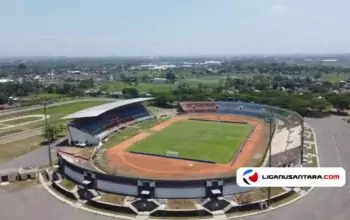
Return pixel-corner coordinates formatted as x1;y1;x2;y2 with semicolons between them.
43;100;53;167
265;114;275;207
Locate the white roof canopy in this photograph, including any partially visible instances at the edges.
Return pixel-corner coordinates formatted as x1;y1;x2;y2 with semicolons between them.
62;97;154;120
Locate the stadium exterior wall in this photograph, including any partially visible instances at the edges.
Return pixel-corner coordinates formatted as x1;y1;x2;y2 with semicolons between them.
68;126;99;146
58;154;257;199
57;101;304;199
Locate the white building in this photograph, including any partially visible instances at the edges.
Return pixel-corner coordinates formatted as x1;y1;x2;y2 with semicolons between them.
152;77;169;84
203;60;222;65
0;79;14;83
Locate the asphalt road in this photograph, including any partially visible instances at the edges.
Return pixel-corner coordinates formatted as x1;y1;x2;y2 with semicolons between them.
0;144;52;169
0;115;349;220
0;185;114;220
0;137;67;169
244;116;350;220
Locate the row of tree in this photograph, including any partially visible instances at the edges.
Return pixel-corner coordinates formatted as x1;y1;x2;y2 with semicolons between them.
149;82;350;116
0;79;96;104
216;61;350;76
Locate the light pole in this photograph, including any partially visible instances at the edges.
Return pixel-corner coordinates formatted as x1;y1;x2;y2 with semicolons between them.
265;115;275;208
43;101;53;167
300;117;305;166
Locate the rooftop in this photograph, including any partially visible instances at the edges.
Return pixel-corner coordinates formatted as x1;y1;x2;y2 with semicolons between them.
62;97;154;120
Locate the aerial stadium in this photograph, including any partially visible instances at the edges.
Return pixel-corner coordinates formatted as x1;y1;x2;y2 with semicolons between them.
49;97;309;218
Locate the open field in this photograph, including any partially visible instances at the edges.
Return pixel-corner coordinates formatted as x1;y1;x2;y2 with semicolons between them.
128;120;254;164
98;82;174;93
29;93;67;100
0;135;45;162
97;77;226;93
0;116;43;125
185;74;254;82
0;100;110;136
0;128;24;137
321;73;350;82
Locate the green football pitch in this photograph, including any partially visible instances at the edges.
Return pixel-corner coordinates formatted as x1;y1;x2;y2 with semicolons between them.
127;120;254;164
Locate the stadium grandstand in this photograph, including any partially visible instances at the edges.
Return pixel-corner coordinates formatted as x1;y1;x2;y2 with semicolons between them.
63;98;154;147
178;101;217;113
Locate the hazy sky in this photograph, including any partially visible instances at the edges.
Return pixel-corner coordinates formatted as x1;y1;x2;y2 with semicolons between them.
1;0;350;56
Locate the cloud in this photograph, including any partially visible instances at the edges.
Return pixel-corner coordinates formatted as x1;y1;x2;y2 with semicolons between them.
269;5;288;14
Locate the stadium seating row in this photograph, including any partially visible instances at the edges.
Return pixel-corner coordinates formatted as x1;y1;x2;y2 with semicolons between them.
70;103;149;136
179;102;302;128
180;102;217;112
179;102;268;117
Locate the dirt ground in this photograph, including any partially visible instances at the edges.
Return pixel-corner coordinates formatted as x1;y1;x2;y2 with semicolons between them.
106;114;267;180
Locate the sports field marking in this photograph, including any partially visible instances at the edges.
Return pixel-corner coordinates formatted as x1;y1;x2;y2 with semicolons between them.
0;115;44;125
127;120;254;164
0;115;50;130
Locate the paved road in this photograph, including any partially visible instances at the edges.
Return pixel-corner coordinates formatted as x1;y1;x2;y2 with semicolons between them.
0;185;114;220
0;137;66;169
0;116;349;220
244;115;350;220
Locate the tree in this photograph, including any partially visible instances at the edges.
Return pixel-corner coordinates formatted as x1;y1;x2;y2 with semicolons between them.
152;92;176;107
255;82;267;91
141;74;152;83
288;97;312;116
314;73;322;80
18;63;27;70
310;98;330;112
326;95;350;111
78;79;94;89
322;81;333;89
165;71;176;83
134;79;139;87
59;124;66;133
122;87;139;98
42;125;60;142
305;76;313;84
0;93;8;104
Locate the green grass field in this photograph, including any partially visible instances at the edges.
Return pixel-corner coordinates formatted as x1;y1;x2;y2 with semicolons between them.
127;120;254;164
3;101;109;125
102;119;160;149
0;100;110;137
96;77;223;93
321;73;350;82
0;116;42;125
0;135;45;162
98;82;174;93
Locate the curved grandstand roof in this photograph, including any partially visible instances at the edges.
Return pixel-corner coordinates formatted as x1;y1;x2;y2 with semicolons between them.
62;97;154;120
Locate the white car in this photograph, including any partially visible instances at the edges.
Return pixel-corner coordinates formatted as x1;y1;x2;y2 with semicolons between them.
75;142;86;147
